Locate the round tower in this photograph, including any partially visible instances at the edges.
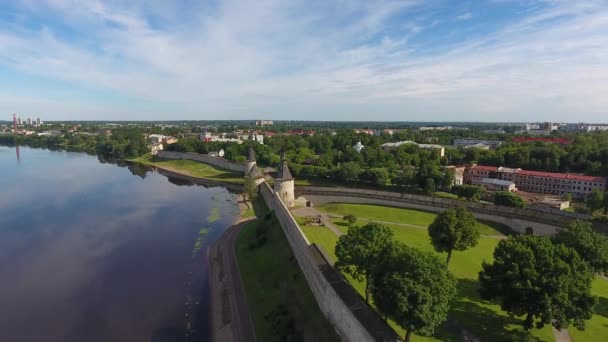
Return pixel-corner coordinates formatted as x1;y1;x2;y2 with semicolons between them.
274;153;295;207
245;146;257;176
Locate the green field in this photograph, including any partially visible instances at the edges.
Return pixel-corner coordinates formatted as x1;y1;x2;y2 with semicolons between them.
236;213;340;342
317;203;509;236
569;277;608;342
303;203;555;341
128;153;244;184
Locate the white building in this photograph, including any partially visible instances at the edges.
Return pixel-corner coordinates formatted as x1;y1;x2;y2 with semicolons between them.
353;141;364;153
453;139;503;150
381;141;445;157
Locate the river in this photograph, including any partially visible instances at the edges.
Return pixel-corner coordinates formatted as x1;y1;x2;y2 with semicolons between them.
0;146;239;342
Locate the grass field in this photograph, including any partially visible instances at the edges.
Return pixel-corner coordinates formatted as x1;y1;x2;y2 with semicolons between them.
128;153;244;184
236;213;340;342
316;203;509;236
302;204;555;341
569;277;608;342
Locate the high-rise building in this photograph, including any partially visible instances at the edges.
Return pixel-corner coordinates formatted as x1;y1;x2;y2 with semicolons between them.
17;116;22;125
36;117;41;126
26;117;31;125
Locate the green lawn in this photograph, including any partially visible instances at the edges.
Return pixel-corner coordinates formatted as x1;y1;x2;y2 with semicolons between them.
569;277;608;342
303;204;555;341
128;153;244;184
236;213;340;342
317;203;508;236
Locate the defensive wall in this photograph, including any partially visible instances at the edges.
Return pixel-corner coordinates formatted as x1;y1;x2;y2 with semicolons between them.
296;187;589;236
260;182;398;342
156;151;246;172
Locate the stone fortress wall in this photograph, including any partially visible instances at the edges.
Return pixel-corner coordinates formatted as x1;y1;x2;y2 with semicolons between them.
156;151;246;172
296;187;589;236
260;182;398;342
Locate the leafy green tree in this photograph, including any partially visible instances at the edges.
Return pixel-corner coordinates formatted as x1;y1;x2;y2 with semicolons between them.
564;193;573;202
451;185;484;202
494;191;526;208
335;222;394;302
479;235;595;330
343;214;357;226
442;168;456;190
371;242;456;342
552;220;608;274
424;178;436;194
586;189;604;213
336;161;361;182
428;207;479;266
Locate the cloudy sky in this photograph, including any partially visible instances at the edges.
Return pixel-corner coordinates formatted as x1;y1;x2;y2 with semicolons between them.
1;0;607;122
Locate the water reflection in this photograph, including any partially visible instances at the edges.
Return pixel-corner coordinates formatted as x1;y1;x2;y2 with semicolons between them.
0;147;239;342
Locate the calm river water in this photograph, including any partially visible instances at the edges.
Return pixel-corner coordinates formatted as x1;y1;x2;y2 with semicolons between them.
0;146;239;342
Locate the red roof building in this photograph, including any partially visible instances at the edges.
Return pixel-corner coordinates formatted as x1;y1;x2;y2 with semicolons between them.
465;164;606;198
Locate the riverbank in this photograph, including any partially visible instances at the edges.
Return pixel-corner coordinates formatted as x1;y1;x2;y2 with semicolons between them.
129;153;245;185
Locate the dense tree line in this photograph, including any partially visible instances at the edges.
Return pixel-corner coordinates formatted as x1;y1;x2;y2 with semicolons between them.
0;127;148;159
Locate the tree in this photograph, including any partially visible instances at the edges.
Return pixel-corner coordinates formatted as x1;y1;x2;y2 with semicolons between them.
335;222;394;302
424;178;436;194
564;193;573;202
479;235;595;330
494;191;526;208
343;214;357;226
428;207;479;266
336;162;361;182
552;220;608;274
371;242;456;342
451;185;484;202
586;189;604;213
442;168;456;190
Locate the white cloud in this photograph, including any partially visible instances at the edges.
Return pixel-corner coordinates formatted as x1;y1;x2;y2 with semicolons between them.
455;12;473;21
0;0;607;121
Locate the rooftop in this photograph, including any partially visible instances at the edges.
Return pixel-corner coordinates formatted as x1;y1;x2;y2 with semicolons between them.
481;178;515;186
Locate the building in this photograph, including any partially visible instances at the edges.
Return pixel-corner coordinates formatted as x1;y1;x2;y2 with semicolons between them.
580;124;608;132
464;164;607;198
245;147;266;186
453;139;503;150
274;155;295;208
149;134;178;145
418;126;452;131
380;141;445;157
444;166;465;186
255;120;273;126
354;129;374;135
482;129;505;134
353;141;364;153
472;178;517;192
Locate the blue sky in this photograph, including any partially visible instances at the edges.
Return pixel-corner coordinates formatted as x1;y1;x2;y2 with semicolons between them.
1;0;607;122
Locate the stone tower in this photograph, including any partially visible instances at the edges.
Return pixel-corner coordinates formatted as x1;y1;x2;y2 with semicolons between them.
274;154;295;207
245;146;257;176
244;146;265;186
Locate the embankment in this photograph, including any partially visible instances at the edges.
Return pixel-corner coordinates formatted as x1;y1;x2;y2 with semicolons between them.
156;151;246;172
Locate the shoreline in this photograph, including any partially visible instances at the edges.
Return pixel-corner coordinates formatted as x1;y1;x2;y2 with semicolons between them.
208;212;257;342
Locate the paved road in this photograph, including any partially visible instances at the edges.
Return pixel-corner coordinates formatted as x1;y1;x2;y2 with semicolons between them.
209;220;257;342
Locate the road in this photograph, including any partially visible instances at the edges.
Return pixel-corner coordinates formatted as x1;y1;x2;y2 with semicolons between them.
209;219;257;342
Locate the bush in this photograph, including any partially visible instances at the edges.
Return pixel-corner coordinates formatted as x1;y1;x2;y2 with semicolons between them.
343;214;358;225
494;191;526;208
451;185;484;202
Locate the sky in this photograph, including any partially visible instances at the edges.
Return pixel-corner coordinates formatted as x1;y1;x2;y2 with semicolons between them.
0;0;607;122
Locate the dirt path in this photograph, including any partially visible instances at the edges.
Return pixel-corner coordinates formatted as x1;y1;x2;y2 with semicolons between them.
553;327;572;342
209;219;257;342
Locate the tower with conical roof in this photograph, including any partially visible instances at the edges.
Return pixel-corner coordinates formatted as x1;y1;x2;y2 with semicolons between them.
244;146;265;186
274;152;295;207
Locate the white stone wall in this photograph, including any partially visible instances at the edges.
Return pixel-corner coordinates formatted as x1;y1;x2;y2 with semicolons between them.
260;183;382;342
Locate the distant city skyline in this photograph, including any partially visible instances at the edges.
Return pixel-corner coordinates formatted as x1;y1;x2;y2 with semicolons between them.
1;1;608;121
